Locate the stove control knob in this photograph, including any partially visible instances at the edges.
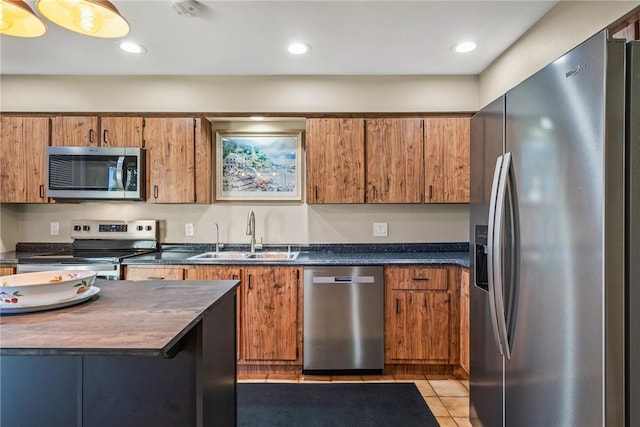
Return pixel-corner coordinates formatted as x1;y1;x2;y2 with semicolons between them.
82;225;90;231
146;226;153;231
137;225;143;231
73;225;81;231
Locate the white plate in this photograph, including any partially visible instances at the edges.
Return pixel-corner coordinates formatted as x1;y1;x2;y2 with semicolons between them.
0;286;101;315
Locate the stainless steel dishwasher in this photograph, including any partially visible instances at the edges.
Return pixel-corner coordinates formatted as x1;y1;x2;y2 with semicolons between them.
303;266;384;373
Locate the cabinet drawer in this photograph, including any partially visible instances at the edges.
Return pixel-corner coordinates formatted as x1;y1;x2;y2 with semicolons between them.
125;266;185;281
385;266;449;291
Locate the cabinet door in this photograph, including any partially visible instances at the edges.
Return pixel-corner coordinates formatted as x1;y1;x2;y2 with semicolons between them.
51;116;99;147
387;290;451;362
124;266;185;280
144;118;196;203
305;118;365;203
366;118;423;203
424;117;470;203
460;268;470;373
241;267;300;362
0;116;49;203
100;117;143;147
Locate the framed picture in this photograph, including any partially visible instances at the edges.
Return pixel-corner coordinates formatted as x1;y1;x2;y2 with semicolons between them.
216;131;303;201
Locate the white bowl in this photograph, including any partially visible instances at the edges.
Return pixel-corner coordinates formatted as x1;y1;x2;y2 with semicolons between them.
0;270;97;307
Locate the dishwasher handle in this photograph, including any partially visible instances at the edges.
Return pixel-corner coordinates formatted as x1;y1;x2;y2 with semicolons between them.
312;276;376;284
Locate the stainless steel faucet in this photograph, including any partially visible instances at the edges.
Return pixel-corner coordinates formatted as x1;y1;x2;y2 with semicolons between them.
246;210;256;254
213;222;223;253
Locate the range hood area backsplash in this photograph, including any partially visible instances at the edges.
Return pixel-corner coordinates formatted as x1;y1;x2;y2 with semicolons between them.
0;202;469;253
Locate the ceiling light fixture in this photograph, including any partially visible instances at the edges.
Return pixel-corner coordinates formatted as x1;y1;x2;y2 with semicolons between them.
453;41;477;54
287;42;310;55
250;116;265;121
119;41;146;54
35;0;129;38
0;0;47;37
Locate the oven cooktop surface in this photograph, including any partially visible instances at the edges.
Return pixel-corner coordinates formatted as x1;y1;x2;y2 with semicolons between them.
21;250;155;263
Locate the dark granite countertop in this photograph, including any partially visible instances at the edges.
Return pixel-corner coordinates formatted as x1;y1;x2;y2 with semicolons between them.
1;242;470;268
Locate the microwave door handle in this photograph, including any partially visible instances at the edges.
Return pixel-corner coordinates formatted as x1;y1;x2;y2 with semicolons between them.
116;156;125;191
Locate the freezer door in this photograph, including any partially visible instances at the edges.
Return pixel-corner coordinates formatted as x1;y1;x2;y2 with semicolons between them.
504;31;625;427
470;96;505;427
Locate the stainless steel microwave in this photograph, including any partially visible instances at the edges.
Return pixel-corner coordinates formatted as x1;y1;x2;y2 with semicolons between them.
46;147;145;200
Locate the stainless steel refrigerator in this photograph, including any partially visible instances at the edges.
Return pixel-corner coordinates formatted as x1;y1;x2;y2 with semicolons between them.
470;30;639;426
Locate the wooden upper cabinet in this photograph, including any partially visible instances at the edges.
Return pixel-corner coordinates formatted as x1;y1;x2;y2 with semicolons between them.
306;118;365;203
51;116;98;147
424;117;470;203
99;117;143;147
143;117;212;204
241;266;300;362
365;118;423;203
51;116;142;147
0;116;49;203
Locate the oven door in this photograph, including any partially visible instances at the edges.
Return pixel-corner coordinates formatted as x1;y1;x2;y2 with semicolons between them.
17;263;121;280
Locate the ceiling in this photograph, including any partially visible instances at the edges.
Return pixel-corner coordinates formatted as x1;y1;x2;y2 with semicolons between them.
0;1;558;76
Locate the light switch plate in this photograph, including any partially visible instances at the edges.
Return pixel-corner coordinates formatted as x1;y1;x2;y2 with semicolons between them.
185;223;194;236
50;222;60;236
373;222;388;237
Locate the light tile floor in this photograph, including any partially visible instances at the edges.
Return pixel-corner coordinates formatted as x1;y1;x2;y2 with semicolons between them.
238;373;470;426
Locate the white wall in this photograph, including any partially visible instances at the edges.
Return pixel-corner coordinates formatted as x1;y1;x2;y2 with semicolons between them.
480;1;639;107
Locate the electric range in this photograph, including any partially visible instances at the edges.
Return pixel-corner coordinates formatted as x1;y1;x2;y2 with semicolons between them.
17;219;158;279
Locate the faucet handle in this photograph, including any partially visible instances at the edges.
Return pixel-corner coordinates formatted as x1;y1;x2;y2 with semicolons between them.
255;237;264;251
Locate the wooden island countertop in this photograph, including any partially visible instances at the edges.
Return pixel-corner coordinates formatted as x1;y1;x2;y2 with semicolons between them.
0;279;239;357
1;279;240;427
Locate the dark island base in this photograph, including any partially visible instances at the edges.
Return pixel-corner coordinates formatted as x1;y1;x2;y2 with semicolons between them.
1;292;237;427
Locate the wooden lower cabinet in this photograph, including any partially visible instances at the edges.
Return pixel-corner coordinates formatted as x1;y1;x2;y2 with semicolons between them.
125;264;302;370
460;268;470;374
384;265;459;366
0;266;16;276
240;266;301;365
124;266;185;280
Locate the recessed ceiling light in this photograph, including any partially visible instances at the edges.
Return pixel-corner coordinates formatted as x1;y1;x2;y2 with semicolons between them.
287;42;310;55
453;41;476;54
250;116;265;121
119;41;146;54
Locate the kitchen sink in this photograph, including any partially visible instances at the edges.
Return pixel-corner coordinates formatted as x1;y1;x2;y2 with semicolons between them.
187;251;299;261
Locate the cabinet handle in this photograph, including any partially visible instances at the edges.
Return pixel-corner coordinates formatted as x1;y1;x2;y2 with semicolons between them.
148;276;165;280
39;185;44;198
89;129;95;144
103;129;109;145
396;299;400;314
372;186;377;200
248;275;252;290
428;185;433;200
153;185;159;199
314;186;318;200
412;277;430;281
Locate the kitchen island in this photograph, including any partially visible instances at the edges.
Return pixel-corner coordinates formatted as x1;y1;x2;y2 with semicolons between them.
0;279;239;427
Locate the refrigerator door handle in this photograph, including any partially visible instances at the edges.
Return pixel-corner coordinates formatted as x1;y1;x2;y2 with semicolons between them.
487;154;505;356
493;151;512;360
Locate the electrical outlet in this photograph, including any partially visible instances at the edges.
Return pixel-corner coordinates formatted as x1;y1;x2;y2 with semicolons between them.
185;223;194;236
373;222;388;237
50;222;60;236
